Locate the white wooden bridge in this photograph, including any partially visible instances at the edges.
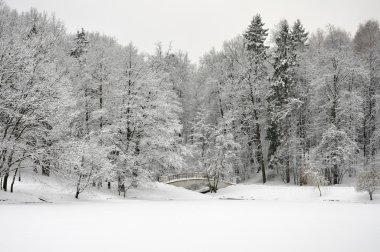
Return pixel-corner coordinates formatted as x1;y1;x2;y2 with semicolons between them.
159;172;236;192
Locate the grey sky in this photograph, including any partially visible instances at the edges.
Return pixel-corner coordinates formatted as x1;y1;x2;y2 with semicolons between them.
5;0;380;63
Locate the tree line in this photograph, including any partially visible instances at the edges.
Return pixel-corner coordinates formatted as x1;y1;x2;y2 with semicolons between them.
0;2;379;199
189;16;380;199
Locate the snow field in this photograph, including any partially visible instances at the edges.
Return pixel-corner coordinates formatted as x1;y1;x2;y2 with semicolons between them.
1;175;380;252
1;199;380;252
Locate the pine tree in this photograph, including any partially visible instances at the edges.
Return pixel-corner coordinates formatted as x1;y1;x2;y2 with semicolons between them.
265;20;309;184
290;19;309;184
243;14;268;183
70;28;89;60
291;19;308;51
266;20;295;183
244;14;268;60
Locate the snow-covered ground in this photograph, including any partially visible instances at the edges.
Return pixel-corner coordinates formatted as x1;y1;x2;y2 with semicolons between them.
1;173;380;252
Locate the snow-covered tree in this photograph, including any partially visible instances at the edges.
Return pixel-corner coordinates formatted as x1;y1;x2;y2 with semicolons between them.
57;138;114;198
2;0;380;199
356;166;380;200
103;44;185;195
204;131;240;192
189;106;215;171
0;6;65;191
353;20;380;166
266;20;307;183
242;14;269;183
316;126;358;184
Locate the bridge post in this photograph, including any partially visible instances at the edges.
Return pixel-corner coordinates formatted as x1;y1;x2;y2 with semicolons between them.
159;176;169;183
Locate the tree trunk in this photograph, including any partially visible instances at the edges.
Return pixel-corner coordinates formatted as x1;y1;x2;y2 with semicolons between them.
285;155;290;183
99;80;103;130
2;172;9;191
248;74;266;184
333;164;338;184
369;191;373;200
253;115;266;183
317;182;322;197
217;83;224;118
118;176;122;195
85;85;89;135
286;167;290;183
75;173;82;199
10;163;21;193
3;150;15;191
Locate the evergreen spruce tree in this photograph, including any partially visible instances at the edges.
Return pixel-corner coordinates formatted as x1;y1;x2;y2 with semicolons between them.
267;21;294;182
243;14;268;183
244;14;268;60
290;19;309;184
70;28;89;60
291;19;308;51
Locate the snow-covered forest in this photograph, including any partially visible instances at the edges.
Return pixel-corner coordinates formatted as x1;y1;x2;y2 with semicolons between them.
1;1;380;252
0;1;379;200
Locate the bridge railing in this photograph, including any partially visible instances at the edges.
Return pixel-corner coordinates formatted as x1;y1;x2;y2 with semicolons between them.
168;172;207;182
159;172;236;184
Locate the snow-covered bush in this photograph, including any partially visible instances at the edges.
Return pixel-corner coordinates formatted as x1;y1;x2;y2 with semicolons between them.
304;162;328;197
356;167;380;200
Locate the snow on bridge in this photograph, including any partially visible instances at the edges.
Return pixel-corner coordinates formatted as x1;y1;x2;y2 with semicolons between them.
159;172;236;192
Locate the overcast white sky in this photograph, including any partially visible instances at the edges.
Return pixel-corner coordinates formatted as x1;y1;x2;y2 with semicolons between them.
5;0;380;63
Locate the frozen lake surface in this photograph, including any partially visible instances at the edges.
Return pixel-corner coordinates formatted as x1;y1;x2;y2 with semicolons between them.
1;182;380;252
